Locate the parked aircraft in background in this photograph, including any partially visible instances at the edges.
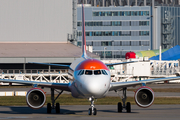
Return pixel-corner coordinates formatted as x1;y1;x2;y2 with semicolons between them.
0;4;180;115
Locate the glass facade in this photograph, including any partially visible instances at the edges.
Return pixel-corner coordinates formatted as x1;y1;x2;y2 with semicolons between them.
92;11;149;16
78;41;149;47
77;31;149;36
77;21;149;27
77;6;151;58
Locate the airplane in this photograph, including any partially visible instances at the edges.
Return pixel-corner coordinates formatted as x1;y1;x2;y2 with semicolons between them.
0;4;180;115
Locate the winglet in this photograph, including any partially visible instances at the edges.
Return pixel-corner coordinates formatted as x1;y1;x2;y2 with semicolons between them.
81;4;88;59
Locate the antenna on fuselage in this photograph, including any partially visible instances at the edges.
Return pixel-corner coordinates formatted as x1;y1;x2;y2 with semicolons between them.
81;4;88;59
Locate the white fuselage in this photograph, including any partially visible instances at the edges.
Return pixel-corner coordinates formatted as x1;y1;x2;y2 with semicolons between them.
73;70;111;98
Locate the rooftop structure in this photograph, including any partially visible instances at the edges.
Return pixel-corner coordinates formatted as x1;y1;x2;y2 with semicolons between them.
0;43;99;70
78;0;180;7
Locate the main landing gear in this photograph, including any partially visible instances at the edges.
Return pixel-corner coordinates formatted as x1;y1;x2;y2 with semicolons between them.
115;87;131;113
88;97;97;115
47;88;63;114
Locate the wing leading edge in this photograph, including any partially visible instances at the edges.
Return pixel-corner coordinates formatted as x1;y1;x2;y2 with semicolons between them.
109;76;180;91
106;61;137;66
29;62;70;68
0;79;71;91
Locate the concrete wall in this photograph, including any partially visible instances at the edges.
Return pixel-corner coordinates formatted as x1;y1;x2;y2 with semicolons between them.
0;0;72;42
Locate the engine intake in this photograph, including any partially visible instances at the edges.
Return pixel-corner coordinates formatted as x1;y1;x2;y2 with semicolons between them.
26;88;46;109
134;86;154;108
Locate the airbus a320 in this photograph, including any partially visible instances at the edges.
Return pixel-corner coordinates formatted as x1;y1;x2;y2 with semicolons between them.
0;4;180;115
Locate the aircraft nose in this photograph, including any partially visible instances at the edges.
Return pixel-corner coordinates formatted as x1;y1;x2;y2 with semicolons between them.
85;84;100;95
83;79;107;96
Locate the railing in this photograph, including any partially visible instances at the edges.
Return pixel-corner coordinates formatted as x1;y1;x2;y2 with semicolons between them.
0;69;68;74
110;69;134;76
150;67;179;76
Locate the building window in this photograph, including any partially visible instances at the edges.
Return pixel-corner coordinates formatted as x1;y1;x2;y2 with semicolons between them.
141;41;149;46
101;51;112;58
139;31;149;36
131;41;140;46
122;41;130;46
114;41;120;46
101;41;112;46
77;42;81;46
139;21;149;26
121;31;131;36
102;21;111;26
93;41;101;46
87;41;93;46
77;22;81;26
77;31;149;36
131;31;139;36
77;21;149;27
93;11;149;16
112;11;118;16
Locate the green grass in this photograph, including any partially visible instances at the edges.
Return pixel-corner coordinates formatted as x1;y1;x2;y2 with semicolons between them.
128;88;180;92
0;94;180;106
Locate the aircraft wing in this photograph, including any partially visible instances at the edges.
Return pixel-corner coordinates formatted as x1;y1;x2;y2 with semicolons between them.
109;76;180;91
0;79;71;91
106;61;136;66
29;62;70;68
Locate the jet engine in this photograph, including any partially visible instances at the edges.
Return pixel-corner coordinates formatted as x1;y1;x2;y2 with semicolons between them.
26;88;46;109
134;86;154;108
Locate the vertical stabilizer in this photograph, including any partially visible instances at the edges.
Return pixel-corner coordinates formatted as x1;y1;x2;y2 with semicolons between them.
81;4;88;59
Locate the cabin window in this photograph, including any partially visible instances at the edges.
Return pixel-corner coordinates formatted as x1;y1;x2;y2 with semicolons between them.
94;70;101;75
101;70;108;75
85;70;92;75
78;70;84;75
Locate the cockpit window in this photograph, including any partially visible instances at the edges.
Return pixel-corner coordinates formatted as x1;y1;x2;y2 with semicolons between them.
94;70;101;75
85;70;92;75
78;70;84;75
101;70;108;75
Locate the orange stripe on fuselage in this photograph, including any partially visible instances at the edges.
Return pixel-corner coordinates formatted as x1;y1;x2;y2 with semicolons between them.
75;59;109;71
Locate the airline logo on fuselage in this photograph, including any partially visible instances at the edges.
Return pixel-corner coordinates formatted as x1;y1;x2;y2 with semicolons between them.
75;59;109;71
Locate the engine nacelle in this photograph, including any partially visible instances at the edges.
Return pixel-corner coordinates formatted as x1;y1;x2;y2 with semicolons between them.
134;86;154;108
26;88;46;109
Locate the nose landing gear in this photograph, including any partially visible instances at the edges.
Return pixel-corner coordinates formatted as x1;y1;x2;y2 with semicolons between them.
88;97;97;115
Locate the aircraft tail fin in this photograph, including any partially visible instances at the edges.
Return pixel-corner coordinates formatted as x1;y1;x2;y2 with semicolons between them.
81;4;88;59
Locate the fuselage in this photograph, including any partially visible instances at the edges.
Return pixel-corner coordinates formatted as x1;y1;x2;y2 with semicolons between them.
71;58;111;98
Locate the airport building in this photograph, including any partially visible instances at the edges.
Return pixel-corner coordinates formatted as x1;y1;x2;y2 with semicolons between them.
76;0;180;58
0;0;98;71
1;0;180;71
0;0;179;83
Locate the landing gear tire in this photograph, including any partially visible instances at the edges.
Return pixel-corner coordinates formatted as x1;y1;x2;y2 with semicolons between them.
88;108;92;115
55;103;60;114
117;102;122;113
126;102;131;113
47;103;51;114
88;108;97;115
93;108;97;115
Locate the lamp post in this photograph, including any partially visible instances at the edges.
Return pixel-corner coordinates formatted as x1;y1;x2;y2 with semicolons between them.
121;49;123;58
111;40;114;58
141;45;143;51
104;47;107;59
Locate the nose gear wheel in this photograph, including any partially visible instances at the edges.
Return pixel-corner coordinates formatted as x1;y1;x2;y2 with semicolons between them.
88;97;97;115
